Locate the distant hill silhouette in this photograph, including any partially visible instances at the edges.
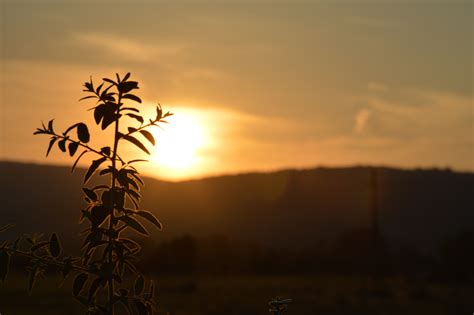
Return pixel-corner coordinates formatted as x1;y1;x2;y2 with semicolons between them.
1;161;473;254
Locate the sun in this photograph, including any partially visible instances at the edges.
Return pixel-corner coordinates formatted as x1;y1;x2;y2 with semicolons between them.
151;111;205;170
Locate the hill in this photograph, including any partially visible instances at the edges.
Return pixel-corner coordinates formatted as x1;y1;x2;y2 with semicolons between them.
1;161;473;254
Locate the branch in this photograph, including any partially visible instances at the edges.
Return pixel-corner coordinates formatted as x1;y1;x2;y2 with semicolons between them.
2;247;93;274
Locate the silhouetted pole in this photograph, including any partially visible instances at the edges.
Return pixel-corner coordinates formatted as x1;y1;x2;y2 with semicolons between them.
371;167;379;257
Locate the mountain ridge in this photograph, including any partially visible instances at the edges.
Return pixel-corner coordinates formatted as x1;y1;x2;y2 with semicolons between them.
1;161;473;254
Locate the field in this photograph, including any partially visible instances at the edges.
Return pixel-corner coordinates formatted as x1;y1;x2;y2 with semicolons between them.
1;274;472;315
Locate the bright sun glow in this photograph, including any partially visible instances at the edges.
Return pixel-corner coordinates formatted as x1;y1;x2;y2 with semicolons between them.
151;111;205;170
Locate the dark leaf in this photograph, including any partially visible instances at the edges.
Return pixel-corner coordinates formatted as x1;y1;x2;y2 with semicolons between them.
99;167;114;176
91;205;108;226
149;280;154;299
123;72;131;81
28;267;37;295
134;300;147;315
96;82;104;95
126;113;144;124
118;81;139;94
68;141;79;156
139;130;155;145
103;78;116;85
71;150;88;172
77;123;90;143
46;137;58;157
121;135;150;155
83;188;97;201
127;159;148;165
101;146;111;156
137;211;162;231
121;107;140;113
0;250;10;282
73;273;88;296
134;275;145;296
119;216;148;235
88;278;101;302
58;139;67;152
84;157;107;184
49;233;61;258
94;104;107;125
30;241;50;252
128;127;137;133
79;95;96;101
122;94;142;103
102;112;120;130
48;119;54;132
0;224;14;233
64;123;79;135
146;303;153;314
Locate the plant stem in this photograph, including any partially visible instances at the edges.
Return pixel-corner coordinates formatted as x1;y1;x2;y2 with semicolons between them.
106;92;122;315
2;247;91;273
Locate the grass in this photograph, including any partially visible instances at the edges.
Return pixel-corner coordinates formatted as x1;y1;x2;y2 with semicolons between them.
0;274;472;315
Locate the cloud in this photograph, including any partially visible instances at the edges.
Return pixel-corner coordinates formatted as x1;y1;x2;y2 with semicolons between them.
368;82;387;92
70;32;186;63
354;108;372;133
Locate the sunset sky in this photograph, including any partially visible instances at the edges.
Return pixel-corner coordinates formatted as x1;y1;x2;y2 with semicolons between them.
1;1;472;180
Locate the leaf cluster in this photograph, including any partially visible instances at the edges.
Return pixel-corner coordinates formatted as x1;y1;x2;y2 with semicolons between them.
4;73;171;315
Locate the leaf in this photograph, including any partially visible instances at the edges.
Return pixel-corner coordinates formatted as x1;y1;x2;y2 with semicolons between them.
49;233;61;257
134;300;147;315
121;107;140;113
64;123;80;135
88;277;101;302
0;250;10;282
94;104;107;125
126;113;144;124
73;273;88;296
134;275;145;296
118;81;139;94
68;141;79;156
121;135;150;155
58;139;67;152
119;216;148;235
102;112;120;130
46;137;58;157
137;211;162;231
47;119;54;132
127;159;148;165
71;150;88;172
28;267;37;295
82;188;97;201
101;146;111;156
79;95;97;101
30;241;50;252
149;281;154;299
122;94;142;103
84;157;107;184
77;123;90;143
103;78;116;85
0;224;14;233
123;72;131;81
139;130;155;145
90;205;108;226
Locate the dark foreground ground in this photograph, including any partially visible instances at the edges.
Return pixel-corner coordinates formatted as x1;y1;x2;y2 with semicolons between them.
1;275;473;315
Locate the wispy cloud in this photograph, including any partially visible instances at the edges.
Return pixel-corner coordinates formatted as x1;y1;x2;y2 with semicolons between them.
368;82;387;92
354;108;372;133
70;32;186;63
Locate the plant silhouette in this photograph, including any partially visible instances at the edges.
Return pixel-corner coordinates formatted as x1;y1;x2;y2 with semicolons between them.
0;73;171;315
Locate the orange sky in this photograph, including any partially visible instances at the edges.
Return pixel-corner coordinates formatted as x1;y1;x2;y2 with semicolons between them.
1;1;472;180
